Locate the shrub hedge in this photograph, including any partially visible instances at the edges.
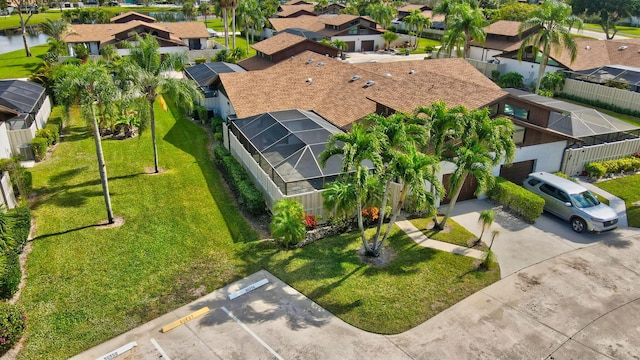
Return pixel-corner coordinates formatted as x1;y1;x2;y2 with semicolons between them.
0;160;32;198
30;137;48;161
213;146;266;215
586;156;640;178
8;206;31;253
48;116;63;134
0;251;21;300
0;302;26;356
488;177;544;223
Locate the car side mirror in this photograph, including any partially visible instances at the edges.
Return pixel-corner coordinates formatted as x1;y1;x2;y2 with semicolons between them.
564;202;572;207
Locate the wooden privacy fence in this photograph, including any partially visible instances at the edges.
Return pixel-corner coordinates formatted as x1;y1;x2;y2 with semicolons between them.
562;79;640;112
0;172;17;209
8;124;37;155
560;138;640;176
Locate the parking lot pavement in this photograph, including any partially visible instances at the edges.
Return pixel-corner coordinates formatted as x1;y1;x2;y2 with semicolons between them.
71;270;411;360
447;199;640;278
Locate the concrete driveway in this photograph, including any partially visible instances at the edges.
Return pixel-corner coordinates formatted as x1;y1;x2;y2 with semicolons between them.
73;201;640;359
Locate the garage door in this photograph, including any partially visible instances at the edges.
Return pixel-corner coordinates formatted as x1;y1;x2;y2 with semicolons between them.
361;40;374;51
345;41;356;52
441;174;478;205
500;160;535;186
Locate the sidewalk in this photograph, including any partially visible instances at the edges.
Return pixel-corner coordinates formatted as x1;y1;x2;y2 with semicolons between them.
395;220;486;260
575;177;629;227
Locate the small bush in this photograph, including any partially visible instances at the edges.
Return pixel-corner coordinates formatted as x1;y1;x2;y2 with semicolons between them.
48;116;63;133
490;69;501;82
211;117;223;133
31;137;48;161
8;206;31;253
361;207;379;226
45;124;60;144
305;214;317;229
194;105;208;122
488;177;544;223
62;57;82;66
498;72;524;89
0;302;26;356
585;162;606;179
195;57;206;64
270;199;306;248
213;146;266;215
0;161;31;197
213;132;223;144
0;251;21;300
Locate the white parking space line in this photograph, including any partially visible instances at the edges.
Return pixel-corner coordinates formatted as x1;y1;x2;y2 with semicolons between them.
150;338;172;360
221;306;284;360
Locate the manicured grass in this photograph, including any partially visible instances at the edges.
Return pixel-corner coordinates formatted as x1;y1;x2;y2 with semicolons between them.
262;226;499;334
409;37;442;54
410;216;479;248
0;45;47;79
583;23;640;38
558;97;640;127
593;174;640;228
19;102;500;357
0;11;62;30
213;36;257;57
571;34;597;39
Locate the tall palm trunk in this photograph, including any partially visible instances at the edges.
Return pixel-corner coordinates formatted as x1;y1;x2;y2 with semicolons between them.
357;200;373;254
377;184;409;252
19;13;32;57
223;8;229;48
89;104;114;223
232;7;237;49
245;23;250;53
149;98;159;173
464;31;471;59
372;178;391;250
437;171;467;230
535;50;550;94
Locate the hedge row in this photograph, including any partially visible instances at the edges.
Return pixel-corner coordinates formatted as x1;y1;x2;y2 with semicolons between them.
0;302;26;356
0;205;31;300
0;251;21;300
31;122;61;161
8;206;31;253
586;156;640;178
488;177;544;223
558;93;640;118
213;146;266;215
0;160;32;199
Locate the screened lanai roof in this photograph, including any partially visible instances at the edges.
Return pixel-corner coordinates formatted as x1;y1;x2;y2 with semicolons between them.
505;88;640;138
0;80;45;114
184;62;245;88
567;65;640;89
232;109;347;185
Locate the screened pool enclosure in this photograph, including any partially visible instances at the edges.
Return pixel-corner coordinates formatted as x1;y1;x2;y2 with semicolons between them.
229;109;348;195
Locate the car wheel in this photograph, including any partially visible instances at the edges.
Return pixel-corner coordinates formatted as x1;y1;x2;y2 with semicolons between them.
571;217;586;233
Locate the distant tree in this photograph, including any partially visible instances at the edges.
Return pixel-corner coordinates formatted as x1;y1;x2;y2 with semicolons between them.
518;0;582;93
382;31;399;49
236;0;261;52
13;0;40;57
199;1;212;22
39;19;72;42
404;9;430;49
182;1;197;21
571;0;640;39
314;0;329;14
366;2;396;29
331;39;348;51
439;3;486;58
492;2;537;22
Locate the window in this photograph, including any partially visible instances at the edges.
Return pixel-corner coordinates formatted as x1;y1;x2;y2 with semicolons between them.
526;178;541;186
540;184;557;197
504;103;529;120
512;125;525;145
348;27;358;35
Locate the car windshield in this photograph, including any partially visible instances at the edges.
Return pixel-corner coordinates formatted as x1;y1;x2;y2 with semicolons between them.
570;191;600;208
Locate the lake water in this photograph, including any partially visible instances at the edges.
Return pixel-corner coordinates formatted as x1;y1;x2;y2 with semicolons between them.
0;32;49;54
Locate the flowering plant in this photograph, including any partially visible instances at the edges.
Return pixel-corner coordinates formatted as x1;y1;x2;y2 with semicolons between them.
0;303;26;355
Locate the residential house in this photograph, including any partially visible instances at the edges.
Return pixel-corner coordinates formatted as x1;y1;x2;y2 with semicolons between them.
237;32;340;71
64;11;211;56
183;62;246;117
0;80;51;160
468;20;539;63
276;1;345;18
268;14;384;52
392;4;446;32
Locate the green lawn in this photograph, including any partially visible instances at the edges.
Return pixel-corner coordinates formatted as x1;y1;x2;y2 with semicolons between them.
19;102;499;358
409;37;442;54
582;23;640;38
0;11;62;30
593;174;640;228
213;36;257;57
0;45;47;79
410;216;479;248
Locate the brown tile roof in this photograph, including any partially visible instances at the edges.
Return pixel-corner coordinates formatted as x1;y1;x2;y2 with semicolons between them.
480;38;523;52
110;11;156;23
398;4;427;12
358;59;507;112
236;56;275;71
269;16;326;33
484;20;522;37
420;10;445;23
277;4;315;17
252;32;308;55
283;0;311;5
65;21;209;43
219;52;506;129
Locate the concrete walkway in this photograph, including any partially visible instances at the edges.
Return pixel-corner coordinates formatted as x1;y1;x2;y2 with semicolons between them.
395;219;486;260
576;177;629;228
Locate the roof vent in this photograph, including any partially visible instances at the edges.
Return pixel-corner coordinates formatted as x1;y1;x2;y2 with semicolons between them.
585;45;590;50
306;58;315;64
383;73;392;78
619;46;628;51
316;61;325;66
363;80;375;87
409;69;415;74
350;75;360;82
306;78;313;84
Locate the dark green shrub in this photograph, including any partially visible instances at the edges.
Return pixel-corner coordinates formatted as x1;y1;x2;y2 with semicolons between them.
62;57;83;66
0;251;21;300
195;57;206;64
0;161;31;198
31;137;48;161
0;302;26;356
214;132;223;143
45;124;60;144
8;206;31;253
488;177;544;223
195;105;208;122
491;69;501;82
211;117;223;133
48;116;63;133
552;172;577;182
498;72;524;89
213;146;266;215
585;162;606;178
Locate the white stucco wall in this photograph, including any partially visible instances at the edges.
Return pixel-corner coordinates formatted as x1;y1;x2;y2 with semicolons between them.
469;46;504;62
218;92;235;121
0;123;13;159
35;95;52;130
495;57;562;86
491;140;568;177
332;34;384;52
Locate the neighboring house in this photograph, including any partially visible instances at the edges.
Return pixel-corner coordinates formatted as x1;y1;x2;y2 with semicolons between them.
0;80;51;160
268;14;384;52
495;37;640;85
468;20;539;62
565;65;640;93
183;62;246;117
277;4;315;18
392;5;446;32
236;32;340;71
64;11;210;56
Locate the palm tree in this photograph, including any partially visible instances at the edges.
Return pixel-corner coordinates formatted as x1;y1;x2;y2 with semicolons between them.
331;39;348;52
382;31;399;50
199;1;212;23
217;0;232;48
54;63;118;224
322;181;357;221
517;0;582;94
476;209;494;245
230;0;239;49
436;108;515;230
270;198;306;248
438;3;486;59
403;9;425;48
14;0;39;57
39;19;71;42
320;124;383;256
314;0;329;15
125;34;202;174
182;1;197;21
237;0;261;53
366;3;396;29
414;101;465;156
